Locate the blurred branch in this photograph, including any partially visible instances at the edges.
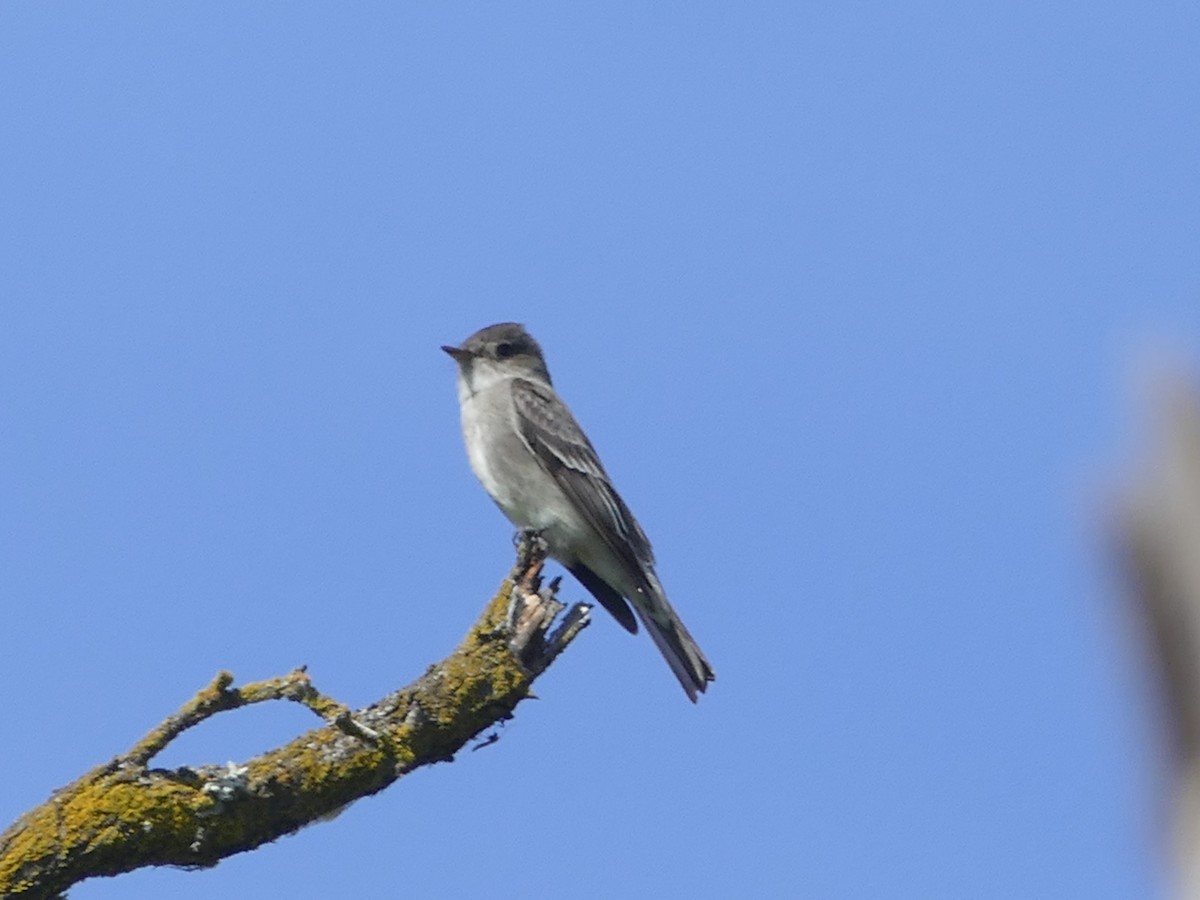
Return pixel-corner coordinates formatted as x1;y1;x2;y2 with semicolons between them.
0;537;589;899
1121;373;1200;898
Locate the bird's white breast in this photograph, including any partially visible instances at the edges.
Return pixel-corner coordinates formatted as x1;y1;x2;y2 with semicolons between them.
455;368;583;544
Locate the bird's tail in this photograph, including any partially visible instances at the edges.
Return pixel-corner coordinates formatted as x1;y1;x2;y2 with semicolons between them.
633;577;715;702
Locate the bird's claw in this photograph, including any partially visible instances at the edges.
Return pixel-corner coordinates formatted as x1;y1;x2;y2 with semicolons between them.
514;528;549;565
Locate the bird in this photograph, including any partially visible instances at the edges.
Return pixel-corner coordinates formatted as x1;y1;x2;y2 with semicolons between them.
442;322;715;701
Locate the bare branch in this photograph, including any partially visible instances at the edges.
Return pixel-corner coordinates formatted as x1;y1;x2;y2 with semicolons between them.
0;540;589;898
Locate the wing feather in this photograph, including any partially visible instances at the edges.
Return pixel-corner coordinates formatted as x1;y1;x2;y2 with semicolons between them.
510;378;654;575
510;377;715;701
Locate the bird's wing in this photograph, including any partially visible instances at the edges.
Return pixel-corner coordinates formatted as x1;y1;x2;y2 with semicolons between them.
510;377;655;573
512;378;715;701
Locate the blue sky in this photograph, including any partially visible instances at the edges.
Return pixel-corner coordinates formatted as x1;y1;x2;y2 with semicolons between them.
2;3;1197;897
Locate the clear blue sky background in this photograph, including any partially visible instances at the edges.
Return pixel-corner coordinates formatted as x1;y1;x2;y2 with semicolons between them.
2;4;1198;898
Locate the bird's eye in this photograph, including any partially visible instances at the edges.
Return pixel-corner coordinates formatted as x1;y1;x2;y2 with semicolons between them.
495;342;516;359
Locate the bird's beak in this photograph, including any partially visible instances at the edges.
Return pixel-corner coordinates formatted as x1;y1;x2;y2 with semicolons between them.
441;344;472;362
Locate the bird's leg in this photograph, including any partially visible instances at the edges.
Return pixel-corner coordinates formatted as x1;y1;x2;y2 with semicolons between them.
514;528;549;568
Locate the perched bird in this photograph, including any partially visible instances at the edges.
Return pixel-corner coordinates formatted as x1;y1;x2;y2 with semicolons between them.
442;323;715;701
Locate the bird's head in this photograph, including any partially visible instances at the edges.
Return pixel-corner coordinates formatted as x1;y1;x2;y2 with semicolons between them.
442;322;553;390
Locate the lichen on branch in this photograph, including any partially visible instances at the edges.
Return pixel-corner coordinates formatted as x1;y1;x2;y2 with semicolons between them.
0;537;589;899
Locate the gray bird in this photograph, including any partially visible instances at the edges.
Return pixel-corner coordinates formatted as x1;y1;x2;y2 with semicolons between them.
442;323;715;701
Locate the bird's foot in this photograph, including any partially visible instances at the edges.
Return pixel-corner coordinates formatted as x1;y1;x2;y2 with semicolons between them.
514;528;549;566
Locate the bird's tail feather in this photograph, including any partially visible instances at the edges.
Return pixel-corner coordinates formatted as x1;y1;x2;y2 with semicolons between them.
632;584;715;703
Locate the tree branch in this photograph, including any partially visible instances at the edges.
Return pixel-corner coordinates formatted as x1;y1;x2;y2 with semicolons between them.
0;537;590;899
